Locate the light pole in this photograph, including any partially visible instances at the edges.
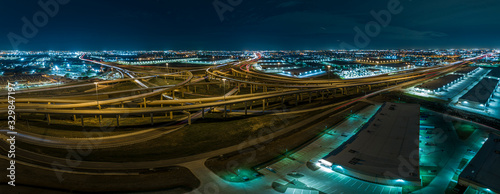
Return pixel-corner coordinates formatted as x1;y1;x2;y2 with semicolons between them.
94;82;99;105
222;78;227;118
327;65;331;79
165;63;169;73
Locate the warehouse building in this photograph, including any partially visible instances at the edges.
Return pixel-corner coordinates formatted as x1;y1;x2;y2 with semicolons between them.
458;133;500;194
320;103;421;186
458;78;500;110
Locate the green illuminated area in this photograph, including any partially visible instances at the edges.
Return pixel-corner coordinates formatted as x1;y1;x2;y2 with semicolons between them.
452;121;476;140
402;107;498;193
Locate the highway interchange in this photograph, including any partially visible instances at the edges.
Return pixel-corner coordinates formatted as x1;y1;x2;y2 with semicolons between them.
0;53;490;193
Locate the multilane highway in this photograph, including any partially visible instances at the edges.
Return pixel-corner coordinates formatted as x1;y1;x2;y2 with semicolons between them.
0;55;481;124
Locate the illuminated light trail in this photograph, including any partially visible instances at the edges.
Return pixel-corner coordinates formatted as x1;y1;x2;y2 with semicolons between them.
80;54;149;88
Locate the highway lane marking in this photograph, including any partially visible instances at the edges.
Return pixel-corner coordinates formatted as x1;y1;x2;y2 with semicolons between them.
365;185;371;191
380;187;385;194
357;182;364;189
372;185;378;192
351;180;357;187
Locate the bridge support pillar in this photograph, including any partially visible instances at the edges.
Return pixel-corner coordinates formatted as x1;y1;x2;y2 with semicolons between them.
281;96;285;107
116;115;120;127
81;115;84;127
188;113;192;125
161;95;164;107
47;114;51;125
150;113;154;125
202;108;205;119
309;92;312;103
140;104;144;118
245;101;248;115
170;106;173;119
262;99;266;113
224;105;227;118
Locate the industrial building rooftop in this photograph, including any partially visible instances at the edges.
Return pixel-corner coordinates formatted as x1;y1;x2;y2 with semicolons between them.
459;78;499;105
417;74;463;91
322;103;421;185
459;133;500;193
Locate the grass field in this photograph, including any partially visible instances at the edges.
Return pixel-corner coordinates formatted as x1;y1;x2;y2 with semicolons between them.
12;111;307;163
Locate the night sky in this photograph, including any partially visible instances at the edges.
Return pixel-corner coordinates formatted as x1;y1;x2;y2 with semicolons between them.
1;0;499;50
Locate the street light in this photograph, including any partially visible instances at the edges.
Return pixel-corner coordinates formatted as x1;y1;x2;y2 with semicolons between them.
165;63;169;73
327;65;331;79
